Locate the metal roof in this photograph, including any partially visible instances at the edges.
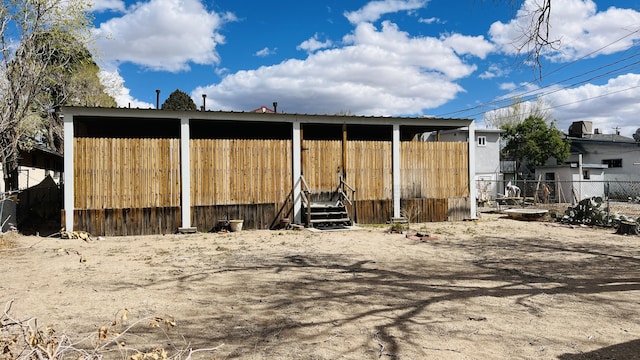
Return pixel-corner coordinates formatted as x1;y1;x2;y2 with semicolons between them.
566;133;637;144
61;106;473;130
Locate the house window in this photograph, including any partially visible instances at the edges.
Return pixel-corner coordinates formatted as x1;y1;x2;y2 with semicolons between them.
583;170;590;180
477;136;486;147
602;159;622;168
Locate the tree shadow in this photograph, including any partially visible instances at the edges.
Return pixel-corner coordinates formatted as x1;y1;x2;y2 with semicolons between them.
103;233;640;358
557;339;640;359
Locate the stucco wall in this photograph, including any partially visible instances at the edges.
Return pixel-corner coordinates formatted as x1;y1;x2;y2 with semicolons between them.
569;142;640;181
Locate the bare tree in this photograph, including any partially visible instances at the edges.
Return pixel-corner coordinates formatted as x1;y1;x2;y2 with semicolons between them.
483;97;552;129
0;0;92;190
523;0;554;71
503;0;555;74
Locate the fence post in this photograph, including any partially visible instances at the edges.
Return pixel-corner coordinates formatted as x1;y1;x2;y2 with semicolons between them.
606;181;610;223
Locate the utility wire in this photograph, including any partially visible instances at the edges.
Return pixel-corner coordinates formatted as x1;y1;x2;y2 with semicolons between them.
435;28;640;119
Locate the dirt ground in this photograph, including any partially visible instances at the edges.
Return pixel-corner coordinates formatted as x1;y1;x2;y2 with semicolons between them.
1;212;640;360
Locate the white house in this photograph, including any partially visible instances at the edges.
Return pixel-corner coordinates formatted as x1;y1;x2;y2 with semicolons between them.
566;121;640;181
564;121;640;199
0;146;62;193
425;127;504;203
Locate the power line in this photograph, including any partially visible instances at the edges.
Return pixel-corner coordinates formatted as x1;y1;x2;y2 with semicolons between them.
434;28;640;119
464;83;640;120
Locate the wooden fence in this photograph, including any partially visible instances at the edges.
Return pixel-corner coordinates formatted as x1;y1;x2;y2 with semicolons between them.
303;140;393;199
190;139;292;231
348;141;393;200
73;137;181;235
401;141;469;198
72;137;469;234
190;139;292;205
74;138;181;209
303;140;468;200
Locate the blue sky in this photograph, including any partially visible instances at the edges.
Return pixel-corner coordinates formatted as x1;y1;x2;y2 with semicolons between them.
91;0;640;137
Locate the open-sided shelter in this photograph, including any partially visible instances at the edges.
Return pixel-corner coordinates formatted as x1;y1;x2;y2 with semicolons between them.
61;107;476;235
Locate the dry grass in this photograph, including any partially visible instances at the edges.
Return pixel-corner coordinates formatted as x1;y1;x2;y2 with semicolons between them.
0;232;18;251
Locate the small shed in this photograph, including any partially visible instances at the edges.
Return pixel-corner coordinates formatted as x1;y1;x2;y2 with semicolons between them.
535;162;607;203
61;107;477;235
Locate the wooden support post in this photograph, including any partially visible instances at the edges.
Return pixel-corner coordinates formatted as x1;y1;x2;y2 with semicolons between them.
342;123;347;179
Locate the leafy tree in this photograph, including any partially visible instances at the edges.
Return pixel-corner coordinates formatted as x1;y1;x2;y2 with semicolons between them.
161;89;197;111
0;0;93;191
32;31;116;153
502;116;570;173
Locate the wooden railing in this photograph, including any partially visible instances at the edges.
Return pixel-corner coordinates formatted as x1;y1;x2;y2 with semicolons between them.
334;176;357;224
300;175;312;227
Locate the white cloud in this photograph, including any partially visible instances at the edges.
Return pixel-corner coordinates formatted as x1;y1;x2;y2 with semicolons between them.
344;0;428;24
480;64;511;80
91;0;125;12
498;82;517;91
193;20;492;115
489;0;640;62
93;0;234;72
441;33;494;59
546;73;640;136
418;17;442;24
98;70;154;108
297;34;333;53
255;47;276;57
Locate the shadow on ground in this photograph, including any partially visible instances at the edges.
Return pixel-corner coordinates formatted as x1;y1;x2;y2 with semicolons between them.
102;233;640;358
557;338;640;359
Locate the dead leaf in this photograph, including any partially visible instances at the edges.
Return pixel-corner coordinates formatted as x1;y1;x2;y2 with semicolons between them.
98;326;108;340
121;308;129;322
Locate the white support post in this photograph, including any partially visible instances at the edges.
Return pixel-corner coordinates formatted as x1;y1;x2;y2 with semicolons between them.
292;120;302;224
468;122;477;219
578;153;583;203
180;118;192;229
392;124;401;219
63;114;74;232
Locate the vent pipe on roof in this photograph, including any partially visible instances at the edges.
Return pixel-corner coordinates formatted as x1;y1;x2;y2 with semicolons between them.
273;101;278;113
202;94;207;111
155;89;160;109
